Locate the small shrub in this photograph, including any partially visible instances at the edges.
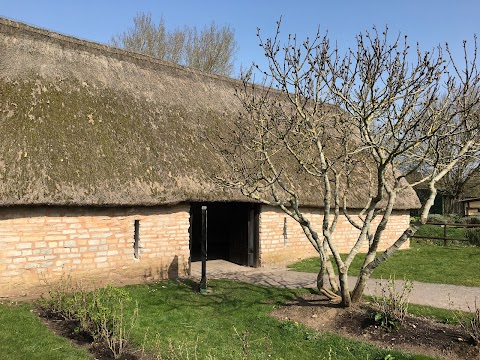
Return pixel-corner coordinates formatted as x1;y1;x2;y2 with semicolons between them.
39;273;89;324
372;311;400;332
465;228;480;247
460;216;480;225
428;213;463;224
86;286;138;359
39;277;138;359
233;327;250;360
427;214;448;224
371;276;413;332
279;320;300;332
465;216;480;225
152;336;212;360
453;299;480;346
470;308;480;346
445;213;462;223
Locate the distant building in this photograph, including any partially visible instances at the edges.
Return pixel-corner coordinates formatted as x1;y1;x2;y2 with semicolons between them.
458;197;480;216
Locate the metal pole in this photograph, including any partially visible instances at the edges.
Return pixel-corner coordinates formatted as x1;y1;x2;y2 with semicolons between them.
200;205;208;294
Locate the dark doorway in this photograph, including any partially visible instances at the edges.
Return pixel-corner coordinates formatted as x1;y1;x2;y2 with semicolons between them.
190;202;259;267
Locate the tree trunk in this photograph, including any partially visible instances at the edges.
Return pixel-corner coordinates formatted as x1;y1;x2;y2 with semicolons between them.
317;254;342;303
338;270;351;307
351;225;419;302
316;244;339;293
350;251;376;303
443;195;464;216
350;270;370;303
316;256;327;292
325;254;339;293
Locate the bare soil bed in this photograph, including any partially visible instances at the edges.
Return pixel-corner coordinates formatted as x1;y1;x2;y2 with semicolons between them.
271;293;479;360
37;295;479;360
36;308;144;360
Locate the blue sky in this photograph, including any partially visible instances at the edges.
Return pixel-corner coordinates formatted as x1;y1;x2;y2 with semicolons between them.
1;0;478;76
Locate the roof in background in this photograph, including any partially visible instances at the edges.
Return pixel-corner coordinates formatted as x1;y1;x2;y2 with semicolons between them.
459;197;480;203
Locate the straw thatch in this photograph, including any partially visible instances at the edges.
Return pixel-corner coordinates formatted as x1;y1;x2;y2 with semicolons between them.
0;18;420;209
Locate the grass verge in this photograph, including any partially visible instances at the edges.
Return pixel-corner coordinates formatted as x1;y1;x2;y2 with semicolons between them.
0;301;91;360
288;242;480;287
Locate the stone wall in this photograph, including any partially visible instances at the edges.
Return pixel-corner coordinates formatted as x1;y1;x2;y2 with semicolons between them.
1;203;412;298
259;205;410;265
0;205;190;298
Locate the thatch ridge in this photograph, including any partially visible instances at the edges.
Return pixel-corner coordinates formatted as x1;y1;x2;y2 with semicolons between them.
0;17;238;87
0;17;420;210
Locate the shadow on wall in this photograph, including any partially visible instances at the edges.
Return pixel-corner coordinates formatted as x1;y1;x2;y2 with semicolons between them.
143;255;180;281
168;255;179;278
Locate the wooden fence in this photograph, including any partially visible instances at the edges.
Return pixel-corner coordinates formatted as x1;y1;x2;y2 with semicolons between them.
411;222;480;246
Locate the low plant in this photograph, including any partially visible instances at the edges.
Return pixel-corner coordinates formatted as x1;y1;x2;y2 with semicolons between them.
41;273;87;322
468;307;480;346
88;286;139;358
372;310;401;332
427;213;463;224
465;228;480;247
453;299;480;346
39;276;138;359
279;320;300;332
151;335;213;360
445;213;463;223
464;216;480;224
233;327;250;360
427;213;448;224
371;277;413;332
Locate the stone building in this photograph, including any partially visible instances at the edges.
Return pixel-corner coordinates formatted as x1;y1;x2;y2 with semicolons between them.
0;18;420;297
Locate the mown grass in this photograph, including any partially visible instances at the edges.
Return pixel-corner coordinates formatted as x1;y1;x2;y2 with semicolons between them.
288;242;480;287
124;279;432;359
0;301;91;360
0;281;438;360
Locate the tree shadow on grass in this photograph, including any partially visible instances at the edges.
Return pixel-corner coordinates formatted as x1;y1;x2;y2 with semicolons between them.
135;278;306;314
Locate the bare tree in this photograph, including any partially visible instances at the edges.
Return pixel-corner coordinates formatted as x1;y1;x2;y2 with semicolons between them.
185;22;237;76
403;93;480;215
111;12;238;76
111;13;169;59
437;132;480;214
213;20;480;307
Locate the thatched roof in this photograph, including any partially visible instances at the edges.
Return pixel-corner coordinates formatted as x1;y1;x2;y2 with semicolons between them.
0;18;420;209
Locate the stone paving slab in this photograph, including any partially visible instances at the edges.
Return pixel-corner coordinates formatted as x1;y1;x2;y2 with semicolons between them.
190;260;480;312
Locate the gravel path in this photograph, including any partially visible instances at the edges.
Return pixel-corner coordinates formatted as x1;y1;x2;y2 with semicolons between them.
190;260;480;312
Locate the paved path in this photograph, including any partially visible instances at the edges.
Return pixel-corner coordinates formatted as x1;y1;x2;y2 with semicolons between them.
190;260;480;312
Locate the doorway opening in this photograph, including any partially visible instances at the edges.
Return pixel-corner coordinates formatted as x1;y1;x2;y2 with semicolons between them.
189;202;259;267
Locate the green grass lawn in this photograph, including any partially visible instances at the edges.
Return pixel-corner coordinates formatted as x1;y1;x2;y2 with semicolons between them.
288;242;480;287
0;281;440;360
124;279;432;359
0;301;91;360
